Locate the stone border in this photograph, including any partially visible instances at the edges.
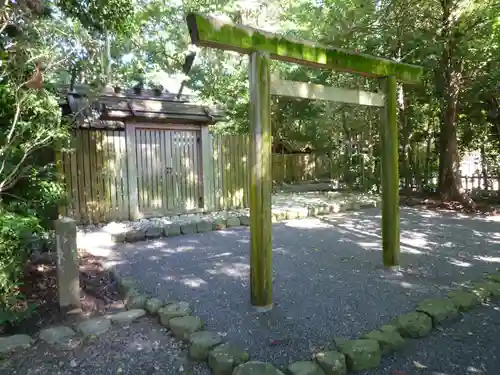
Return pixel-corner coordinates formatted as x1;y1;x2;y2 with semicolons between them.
104;195;380;244
106;264;500;375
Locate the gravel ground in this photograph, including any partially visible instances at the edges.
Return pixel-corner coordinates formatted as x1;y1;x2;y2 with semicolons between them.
82;206;500;369
0;317;210;375
366;302;500;375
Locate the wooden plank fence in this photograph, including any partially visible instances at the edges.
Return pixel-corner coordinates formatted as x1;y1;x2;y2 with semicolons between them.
60;130;129;224
59;130;500;224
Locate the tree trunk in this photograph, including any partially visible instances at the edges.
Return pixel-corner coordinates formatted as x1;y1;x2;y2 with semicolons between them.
437;0;462;201
480;145;488;190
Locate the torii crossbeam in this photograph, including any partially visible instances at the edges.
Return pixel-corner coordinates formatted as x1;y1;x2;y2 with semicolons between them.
186;13;424;311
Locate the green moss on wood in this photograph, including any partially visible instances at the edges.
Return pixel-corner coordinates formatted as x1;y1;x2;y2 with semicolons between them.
186;13;423;84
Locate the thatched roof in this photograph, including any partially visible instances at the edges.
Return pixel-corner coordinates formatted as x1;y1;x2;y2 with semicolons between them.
59;85;227;130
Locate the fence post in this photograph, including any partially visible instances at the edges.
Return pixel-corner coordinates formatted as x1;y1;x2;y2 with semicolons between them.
380;76;400;267
249;51;273;311
201;126;214;211
55;217;81;311
125;123;140;220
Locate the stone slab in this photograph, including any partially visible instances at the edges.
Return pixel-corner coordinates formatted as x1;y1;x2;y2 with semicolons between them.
315;351;346;375
76;317;111;337
110;309;146;324
337;339;381;372
288;361;326;375
126;294;147;309
416;298;459;326
145;297;164;315
447;290;481;311
233;361;285;375
169;315;203;340
212;218;227;230
239;215;250;226
189;331;223;361
363;325;404;355
393;311;432;338
39;326;76;346
208;343;249;375
181;222;198;235
226;216;240;227
0;335;32;354
197;220;213;233
164;223;181;237
158;302;191;327
145;224;163;238
125;228;146;242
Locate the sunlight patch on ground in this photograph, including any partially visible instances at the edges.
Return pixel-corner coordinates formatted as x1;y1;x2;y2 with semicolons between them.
447;258;472;267
206;262;250;279
181;277;207;288
160;246;195;254
207;252;233;259
285;218;333;229
473;255;500;263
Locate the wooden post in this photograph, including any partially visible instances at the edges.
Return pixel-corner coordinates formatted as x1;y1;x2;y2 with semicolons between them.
200;126;214;211
249;51;273;311
380;76;400;267
55;217;81;311
125;123;140;220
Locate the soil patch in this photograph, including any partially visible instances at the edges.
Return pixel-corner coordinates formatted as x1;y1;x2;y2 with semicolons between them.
1;250;122;336
400;193;500;216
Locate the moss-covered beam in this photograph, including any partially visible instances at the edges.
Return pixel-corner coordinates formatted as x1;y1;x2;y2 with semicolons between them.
186;13;424;84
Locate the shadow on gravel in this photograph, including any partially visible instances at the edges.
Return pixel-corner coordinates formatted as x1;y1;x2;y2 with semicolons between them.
83;207;500;367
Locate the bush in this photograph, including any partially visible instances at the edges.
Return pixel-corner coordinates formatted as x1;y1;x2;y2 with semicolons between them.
0;209;42;324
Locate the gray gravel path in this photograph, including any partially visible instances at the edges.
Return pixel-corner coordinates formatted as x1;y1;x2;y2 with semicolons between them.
0;317;210;375
92;207;500;368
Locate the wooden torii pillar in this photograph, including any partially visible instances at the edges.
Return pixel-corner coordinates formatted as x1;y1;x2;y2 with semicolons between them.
186;13;424;311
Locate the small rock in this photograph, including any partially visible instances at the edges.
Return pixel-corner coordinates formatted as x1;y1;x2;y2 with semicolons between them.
362;325;404;355
447;290;481;311
110;309;146;324
164;223;181;237
315;351;346;375
239;215;250;226
197;220;213;233
145;298;164;315
110;232;126;243
337;339;381;372
208;343;249;375
0;334;32;354
77;317;111;337
158;302;191;327
416;298;459;326
393;311;432;338
126;294;147;310
469;282;500;300
39;326;76;346
125;228;145;242
181;222;198;235
212;218;227;230
169;315;203;340
226;216;240;227
189;331;223;361
117;277;137;296
288;361;326;375
484;273;500;283
145;224;163;239
233;361;284;375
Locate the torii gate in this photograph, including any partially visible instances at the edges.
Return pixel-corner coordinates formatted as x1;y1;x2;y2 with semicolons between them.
186;13;424;311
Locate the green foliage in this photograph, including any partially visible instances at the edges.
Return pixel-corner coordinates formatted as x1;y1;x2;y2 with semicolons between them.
56;0;135;35
0;210;42;323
